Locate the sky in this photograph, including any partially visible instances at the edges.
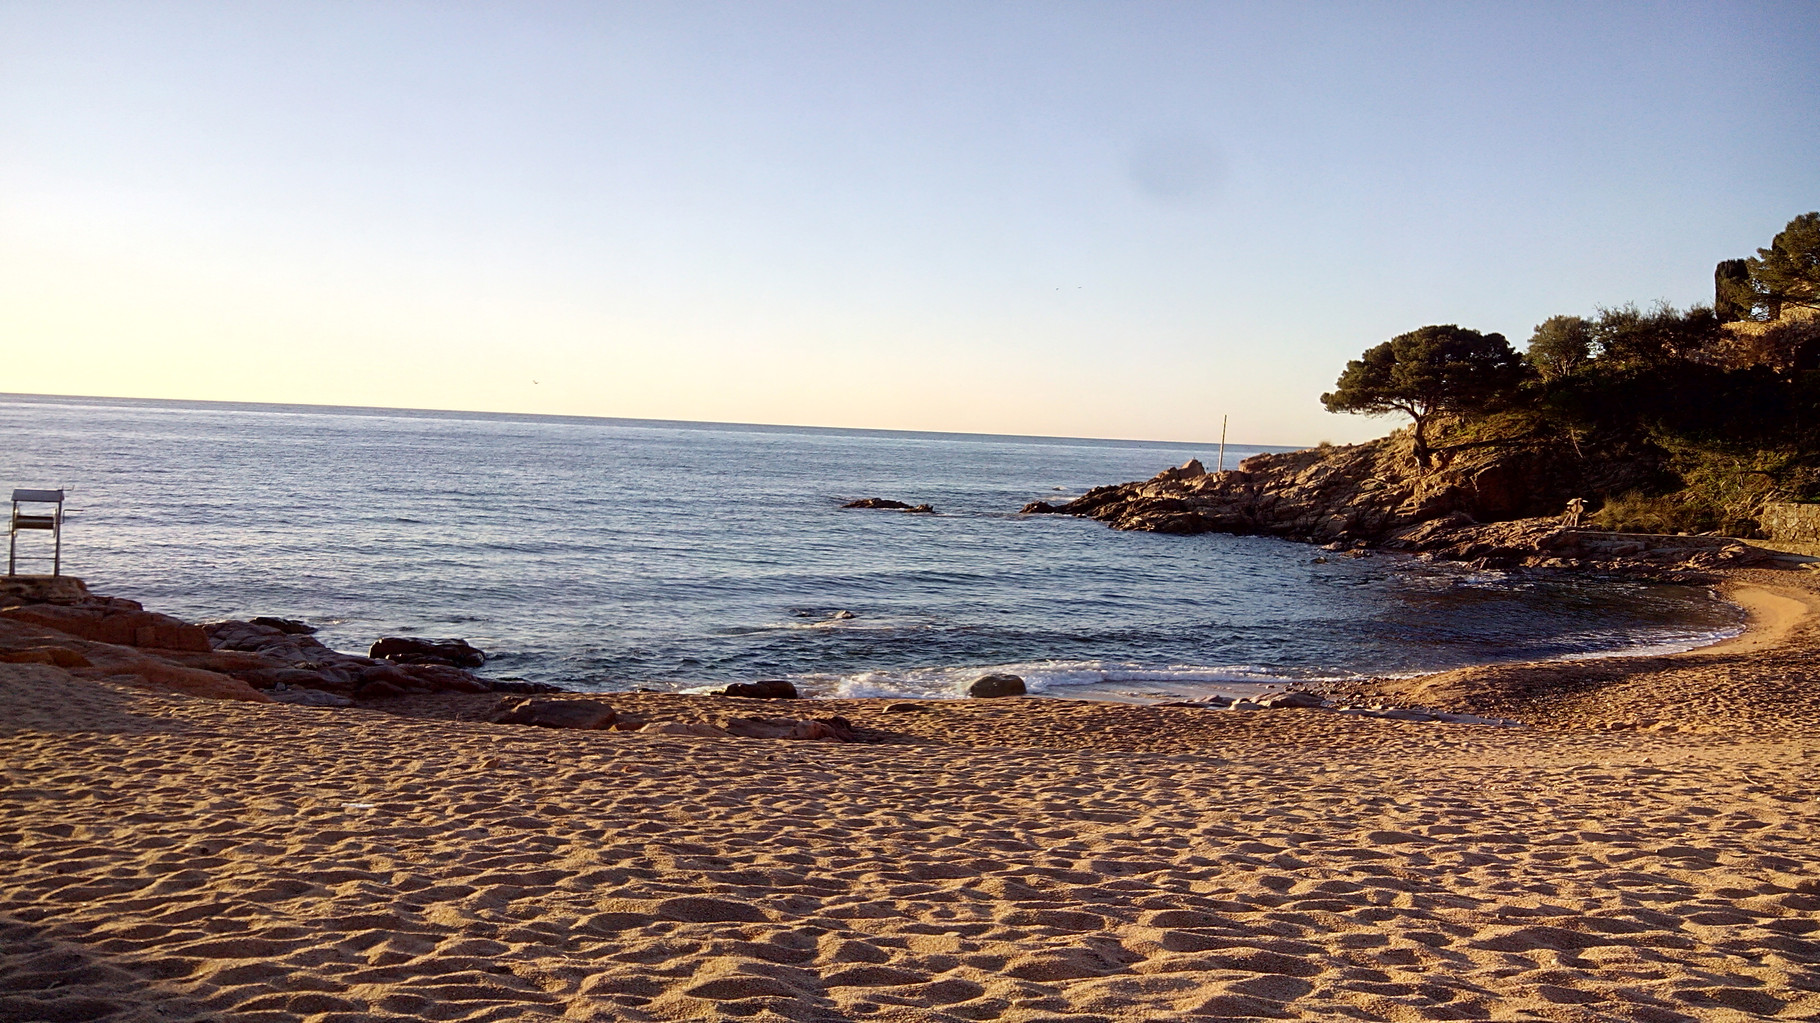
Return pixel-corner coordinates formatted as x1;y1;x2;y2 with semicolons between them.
2;2;1816;446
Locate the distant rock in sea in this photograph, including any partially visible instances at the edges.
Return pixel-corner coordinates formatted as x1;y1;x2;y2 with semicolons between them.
843;498;934;513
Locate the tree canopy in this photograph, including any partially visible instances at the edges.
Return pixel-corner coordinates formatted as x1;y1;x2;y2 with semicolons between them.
1320;325;1526;467
1747;211;1820;316
1525;315;1592;381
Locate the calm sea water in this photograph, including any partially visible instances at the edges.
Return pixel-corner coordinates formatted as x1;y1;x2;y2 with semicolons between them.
0;394;1741;701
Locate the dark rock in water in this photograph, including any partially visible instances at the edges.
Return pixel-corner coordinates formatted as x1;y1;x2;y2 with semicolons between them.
250;616;316;635
369;636;486;668
722;680;799;699
1021;501;1061;514
491;697;617;730
903;504;934;514
843;498;914;510
968;673;1026;698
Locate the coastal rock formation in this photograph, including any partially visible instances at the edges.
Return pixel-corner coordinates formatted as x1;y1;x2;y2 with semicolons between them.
968;673;1026;698
0;576;515;706
1024;433;1775;578
1;599;210;652
370;636;486;668
1385;516;1772;580
721;680;799;699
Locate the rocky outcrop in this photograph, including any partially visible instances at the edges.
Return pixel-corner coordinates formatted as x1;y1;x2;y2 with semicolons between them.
1382;516;1771;580
1;599;210;651
0;576;523;706
370;636;486;668
1025;433;1672;544
843;499;935;513
968;674;1026;698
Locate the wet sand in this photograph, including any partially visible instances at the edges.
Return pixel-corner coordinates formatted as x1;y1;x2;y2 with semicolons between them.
2;568;1818;1022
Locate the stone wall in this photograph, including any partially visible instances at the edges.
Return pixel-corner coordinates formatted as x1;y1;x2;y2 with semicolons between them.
1761;502;1820;542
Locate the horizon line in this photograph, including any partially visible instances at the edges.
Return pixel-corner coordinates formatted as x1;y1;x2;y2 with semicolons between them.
0;391;1307;453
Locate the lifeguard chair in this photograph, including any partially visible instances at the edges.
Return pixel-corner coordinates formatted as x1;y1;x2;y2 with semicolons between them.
9;489;65;577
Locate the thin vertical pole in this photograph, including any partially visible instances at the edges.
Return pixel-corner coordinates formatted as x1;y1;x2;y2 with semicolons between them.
52;503;61;577
1218;415;1228;472
7;501;14;576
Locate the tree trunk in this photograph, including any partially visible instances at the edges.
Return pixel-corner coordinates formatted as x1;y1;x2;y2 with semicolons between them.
1411;416;1432;469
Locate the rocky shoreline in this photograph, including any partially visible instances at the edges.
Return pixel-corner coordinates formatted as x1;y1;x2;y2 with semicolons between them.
1024;445;1788;583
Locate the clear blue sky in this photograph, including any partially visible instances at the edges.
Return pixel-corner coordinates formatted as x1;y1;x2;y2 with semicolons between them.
2;1;1815;445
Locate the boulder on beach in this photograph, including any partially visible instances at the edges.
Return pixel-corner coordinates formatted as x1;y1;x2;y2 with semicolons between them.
369;636;486;668
491;697;618;730
721;680;799;699
719;716;853;740
968;673;1027;698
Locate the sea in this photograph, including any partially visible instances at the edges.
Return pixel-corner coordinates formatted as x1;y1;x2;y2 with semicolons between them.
0;394;1743;703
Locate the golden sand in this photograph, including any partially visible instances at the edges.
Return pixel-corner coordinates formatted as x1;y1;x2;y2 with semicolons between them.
3;569;1818;1022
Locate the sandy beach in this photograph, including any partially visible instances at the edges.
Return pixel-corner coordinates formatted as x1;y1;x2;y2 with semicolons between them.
4;569;1819;1022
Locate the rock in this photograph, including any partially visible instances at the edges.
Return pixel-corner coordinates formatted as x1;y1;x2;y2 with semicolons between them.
78;647;271;702
491;697;618;730
234;667;342;690
369;637;485;668
719;716;849;740
968;673;1026;698
903;504;934;514
355;679;407;700
721;680;799;699
396;663;492;693
639;721;730;737
1020;501;1061;514
830;610;856;620
0;575;93;607
249;616;316;635
1152;459;1207;482
0;646;90;668
203;620;335;659
270;687;353;708
1257;691;1324;709
0;604;210;651
358;663;419;690
842;498;914;510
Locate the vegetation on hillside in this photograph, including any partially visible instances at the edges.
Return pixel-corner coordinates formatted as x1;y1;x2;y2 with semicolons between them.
1324;212;1820;536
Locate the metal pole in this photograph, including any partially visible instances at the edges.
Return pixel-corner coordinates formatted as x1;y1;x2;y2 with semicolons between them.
52;503;61;577
7;501;14;576
1218;415;1228;472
